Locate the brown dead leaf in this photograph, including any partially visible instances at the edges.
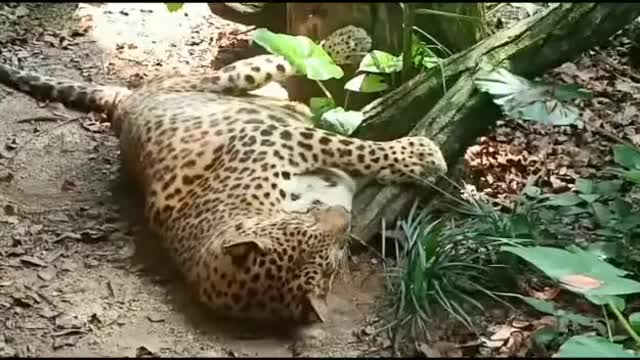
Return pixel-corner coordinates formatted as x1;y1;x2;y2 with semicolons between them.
527;285;561;301
614;79;638;94
19;256;47;267
502;330;527;356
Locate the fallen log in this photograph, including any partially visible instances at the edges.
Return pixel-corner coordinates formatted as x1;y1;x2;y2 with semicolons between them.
351;3;640;243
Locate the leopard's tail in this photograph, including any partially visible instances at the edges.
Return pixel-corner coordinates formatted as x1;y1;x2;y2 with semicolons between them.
0;63;131;116
144;55;300;94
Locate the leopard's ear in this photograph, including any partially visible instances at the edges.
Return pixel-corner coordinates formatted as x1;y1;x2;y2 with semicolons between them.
223;239;270;268
304;293;329;323
223;239;270;258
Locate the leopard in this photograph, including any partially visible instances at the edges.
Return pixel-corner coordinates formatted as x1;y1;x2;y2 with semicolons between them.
0;26;448;324
281;167;357;215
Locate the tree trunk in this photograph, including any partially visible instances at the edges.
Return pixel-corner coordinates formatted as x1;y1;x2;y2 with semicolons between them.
350;3;640;243
414;3;487;55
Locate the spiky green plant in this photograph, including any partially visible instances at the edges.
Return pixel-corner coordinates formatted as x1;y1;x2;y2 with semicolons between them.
381;201;522;343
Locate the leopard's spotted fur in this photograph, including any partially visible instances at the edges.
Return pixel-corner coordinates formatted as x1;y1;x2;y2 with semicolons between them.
0;27;447;323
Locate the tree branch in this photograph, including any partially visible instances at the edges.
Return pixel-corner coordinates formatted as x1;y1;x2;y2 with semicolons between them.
351;3;640;242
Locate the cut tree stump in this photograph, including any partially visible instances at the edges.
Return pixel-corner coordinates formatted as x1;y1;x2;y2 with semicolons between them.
350;3;640;243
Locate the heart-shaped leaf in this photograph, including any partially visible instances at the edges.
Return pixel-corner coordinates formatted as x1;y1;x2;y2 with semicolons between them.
555;335;636;358
543;192;584;207
502;246;640;297
358;50;403;74
344;73;390;93
252;28;344;81
316;107;364;136
613;144;640;170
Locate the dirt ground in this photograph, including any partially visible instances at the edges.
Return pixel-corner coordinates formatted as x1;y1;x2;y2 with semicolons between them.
0;3;386;357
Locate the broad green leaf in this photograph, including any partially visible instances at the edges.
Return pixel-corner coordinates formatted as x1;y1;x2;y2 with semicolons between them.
544;192;583;207
165;3;184;12
421;56;442;70
411;36;444;70
595;180;623;196
317;107;364;136
533;327;561;347
586;242;617;261
618;212;640;231
579;194;600;204
344;73;389;93
555;335;636;358
252;28;343;81
520;296;556;314
309;97;336;116
553;84;593;102
557;206;588;216
614;144;640;170
621;169;640;185
305;57;344;81
475;68;586;126
575;178;594;194
629;312;640;334
501;246;640;297
524;185;542;198
585;294;625;311
358;50;403;74
592;202;612;227
475;68;536;106
543;100;581;126
518;296;600;327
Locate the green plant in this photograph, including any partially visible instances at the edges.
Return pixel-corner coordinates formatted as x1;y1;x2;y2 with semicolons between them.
513;142;640;272
610;143;640;186
503;245;640;357
165;3;184;13
252;28;408;136
381;202;521;343
475;65;593;126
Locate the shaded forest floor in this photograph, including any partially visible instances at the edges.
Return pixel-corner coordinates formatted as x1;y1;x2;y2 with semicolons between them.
0;3;638;357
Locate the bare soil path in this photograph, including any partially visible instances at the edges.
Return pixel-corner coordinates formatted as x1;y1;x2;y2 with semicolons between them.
0;3;384;357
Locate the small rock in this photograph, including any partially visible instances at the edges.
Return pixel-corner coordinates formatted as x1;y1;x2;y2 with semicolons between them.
84;258;99;268
362;325;374;336
29;224;43;234
37;268;57;281
39;308;59;319
55;314;83;329
57;259;78;272
19;256;47;267
293;326;327;353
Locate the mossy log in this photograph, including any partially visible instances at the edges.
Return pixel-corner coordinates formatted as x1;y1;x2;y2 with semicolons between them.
350;3;640;243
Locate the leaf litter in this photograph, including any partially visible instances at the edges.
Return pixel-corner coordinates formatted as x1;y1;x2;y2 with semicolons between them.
462;13;640;358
